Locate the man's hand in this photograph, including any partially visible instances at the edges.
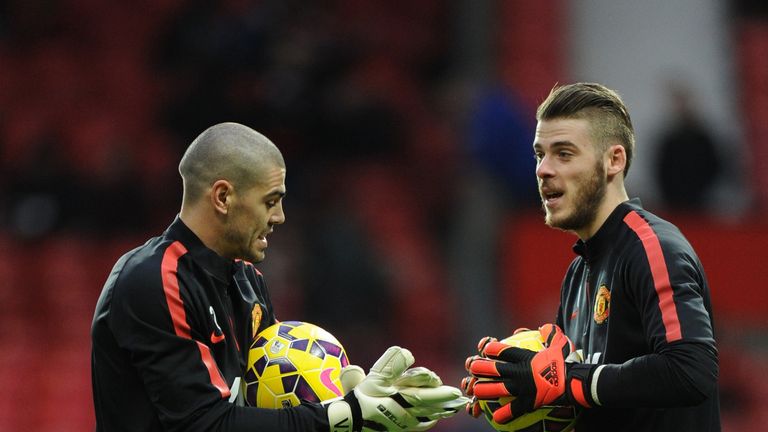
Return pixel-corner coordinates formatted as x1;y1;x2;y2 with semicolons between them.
462;324;573;424
327;346;468;432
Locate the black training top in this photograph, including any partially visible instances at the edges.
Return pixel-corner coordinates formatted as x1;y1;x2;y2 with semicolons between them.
557;199;720;431
91;217;328;431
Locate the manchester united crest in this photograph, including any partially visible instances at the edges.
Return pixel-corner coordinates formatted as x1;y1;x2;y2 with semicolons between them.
593;284;611;324
251;304;263;338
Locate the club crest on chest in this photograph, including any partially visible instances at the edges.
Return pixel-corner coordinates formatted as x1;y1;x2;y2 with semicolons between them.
593;284;611;324
251;304;263;338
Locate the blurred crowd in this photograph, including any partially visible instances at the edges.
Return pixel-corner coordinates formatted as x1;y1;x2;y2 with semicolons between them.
0;0;547;366
0;0;472;369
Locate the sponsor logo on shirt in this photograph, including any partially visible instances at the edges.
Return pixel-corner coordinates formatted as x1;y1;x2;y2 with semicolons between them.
210;306;226;344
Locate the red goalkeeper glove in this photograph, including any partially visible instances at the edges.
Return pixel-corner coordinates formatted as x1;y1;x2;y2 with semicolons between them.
463;324;592;424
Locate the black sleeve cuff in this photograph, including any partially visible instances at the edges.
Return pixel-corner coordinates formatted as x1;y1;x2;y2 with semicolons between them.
565;363;601;408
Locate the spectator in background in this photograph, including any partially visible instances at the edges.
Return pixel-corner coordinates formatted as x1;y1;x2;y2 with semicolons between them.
302;190;395;369
446;83;538;354
467;85;538;207
653;80;723;212
4;130;77;239
75;139;152;234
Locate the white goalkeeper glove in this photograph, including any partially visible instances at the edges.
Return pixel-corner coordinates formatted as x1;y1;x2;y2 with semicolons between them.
326;346;468;432
339;364;366;393
340;362;443;394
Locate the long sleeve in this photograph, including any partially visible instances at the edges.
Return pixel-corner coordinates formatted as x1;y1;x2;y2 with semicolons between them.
591;213;718;408
93;232;331;432
555;200;720;431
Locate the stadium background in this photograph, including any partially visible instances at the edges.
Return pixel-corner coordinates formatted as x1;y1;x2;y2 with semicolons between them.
0;0;766;430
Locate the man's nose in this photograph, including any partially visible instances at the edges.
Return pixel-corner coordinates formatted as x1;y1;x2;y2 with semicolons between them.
536;155;555;178
271;203;286;225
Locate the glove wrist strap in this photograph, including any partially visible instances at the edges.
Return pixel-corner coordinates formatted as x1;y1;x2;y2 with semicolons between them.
327;395;360;432
565;363;599;408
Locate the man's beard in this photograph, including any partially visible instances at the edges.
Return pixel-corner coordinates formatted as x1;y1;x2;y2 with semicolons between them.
222;225;263;263
545;160;607;233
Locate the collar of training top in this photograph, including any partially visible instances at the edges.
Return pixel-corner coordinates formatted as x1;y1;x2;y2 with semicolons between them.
165;215;235;283
572;197;643;260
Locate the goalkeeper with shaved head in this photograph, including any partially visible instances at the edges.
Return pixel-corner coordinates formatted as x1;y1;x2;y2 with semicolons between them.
91;122;467;432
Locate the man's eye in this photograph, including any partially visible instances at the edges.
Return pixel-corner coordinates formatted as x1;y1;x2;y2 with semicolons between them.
266;200;277;208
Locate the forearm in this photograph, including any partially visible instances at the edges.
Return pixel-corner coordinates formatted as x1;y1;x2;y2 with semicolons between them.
186;401;328;432
578;341;718;408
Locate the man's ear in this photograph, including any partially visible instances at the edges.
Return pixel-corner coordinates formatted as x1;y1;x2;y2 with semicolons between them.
606;144;627;178
210;179;233;215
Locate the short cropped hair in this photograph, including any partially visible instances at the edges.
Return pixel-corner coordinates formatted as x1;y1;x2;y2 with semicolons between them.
536;83;635;176
179;123;284;204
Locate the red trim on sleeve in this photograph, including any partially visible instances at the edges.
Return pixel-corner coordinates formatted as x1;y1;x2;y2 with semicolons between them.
623;212;683;342
196;342;231;396
162;241;231;398
162;242;191;338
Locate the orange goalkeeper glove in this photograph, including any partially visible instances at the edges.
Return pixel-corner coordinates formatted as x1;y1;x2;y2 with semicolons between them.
463;324;593;424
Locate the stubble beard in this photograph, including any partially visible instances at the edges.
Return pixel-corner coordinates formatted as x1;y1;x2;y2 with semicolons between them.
222;224;264;263
544;160;607;233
